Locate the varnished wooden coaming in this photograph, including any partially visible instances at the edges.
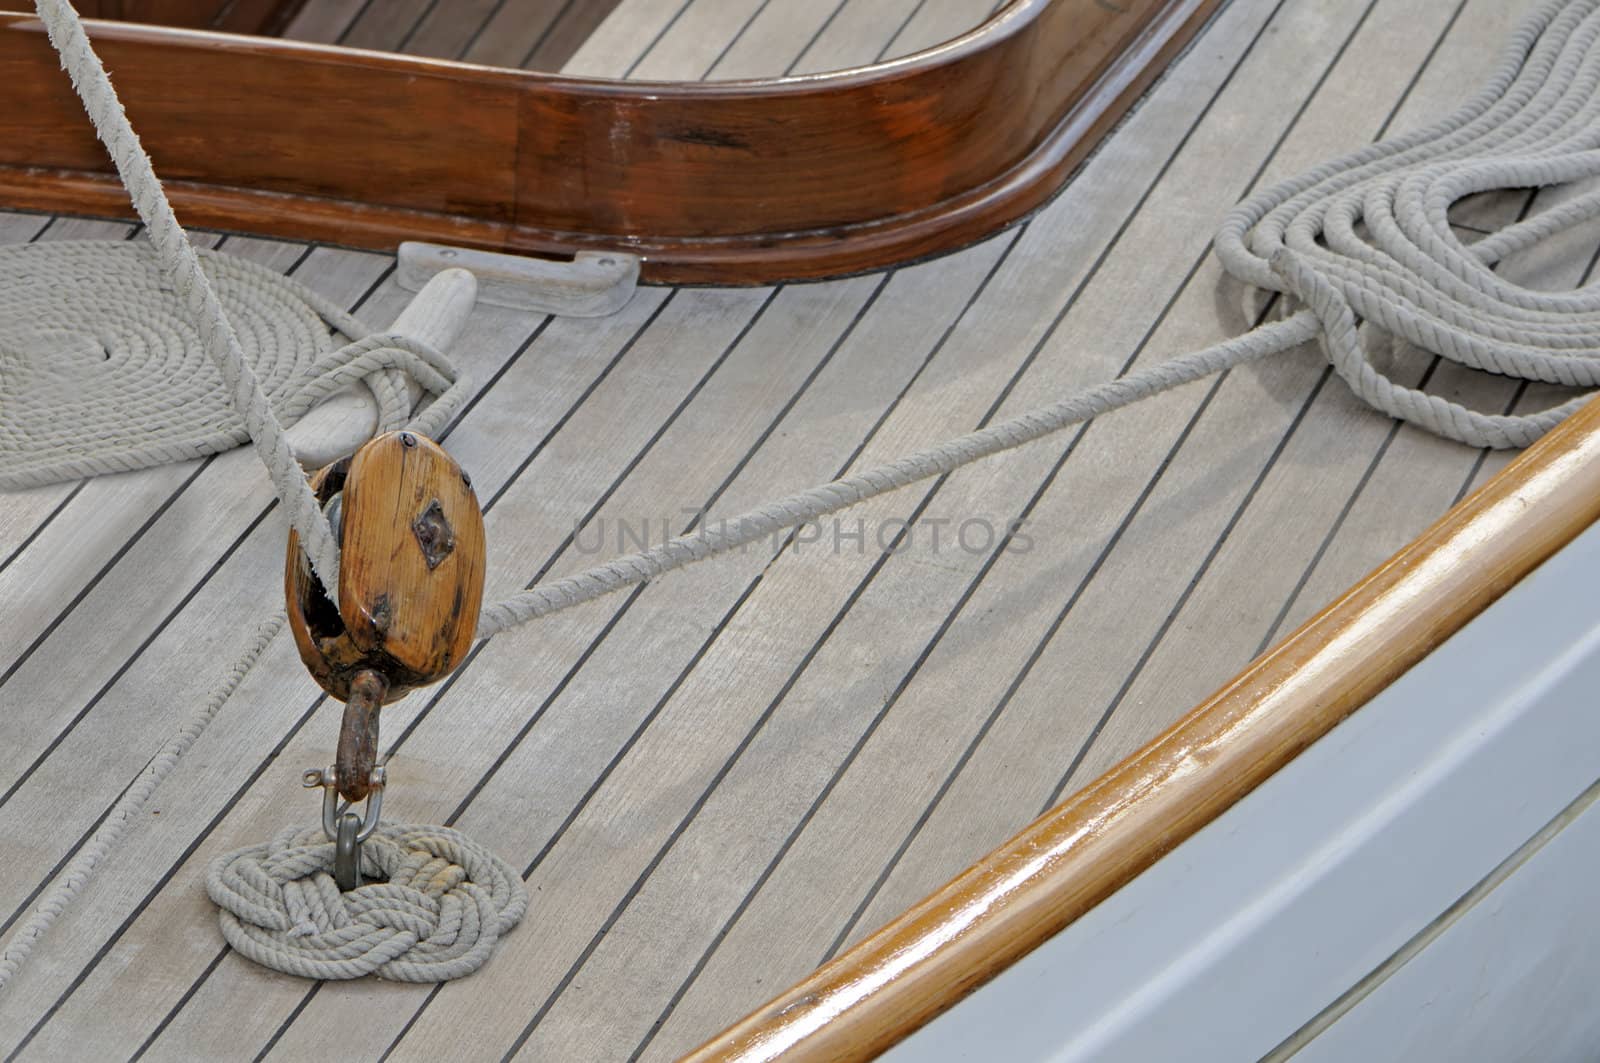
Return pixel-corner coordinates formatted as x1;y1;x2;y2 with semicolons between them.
2;0;1574;1055
685;392;1600;1059
0;0;306;34
0;0;1224;283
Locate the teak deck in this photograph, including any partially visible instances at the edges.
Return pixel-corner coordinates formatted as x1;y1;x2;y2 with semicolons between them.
1;0;1594;1059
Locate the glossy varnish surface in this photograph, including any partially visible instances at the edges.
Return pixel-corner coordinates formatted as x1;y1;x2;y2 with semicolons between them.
685;370;1600;1062
0;0;1221;282
0;0;305;34
285;432;485;705
0;0;1589;1058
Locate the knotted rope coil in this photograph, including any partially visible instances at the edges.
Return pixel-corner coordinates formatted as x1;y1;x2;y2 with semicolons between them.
11;0;1600;993
207;824;528;982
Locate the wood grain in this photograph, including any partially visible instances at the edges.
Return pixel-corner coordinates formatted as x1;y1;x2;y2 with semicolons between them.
6;1;1573;1057
0;0;1223;283
0;0;307;33
682;391;1600;1059
285;431;485;706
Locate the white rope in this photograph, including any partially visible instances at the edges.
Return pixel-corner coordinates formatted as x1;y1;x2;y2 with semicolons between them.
479;312;1322;634
207;824;527;982
0;613;283;990
30;0;354;592
0;242;467;491
482;0;1600;630
11;0;1600;988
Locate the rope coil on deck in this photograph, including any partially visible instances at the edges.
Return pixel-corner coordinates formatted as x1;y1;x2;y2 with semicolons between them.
10;0;1600;992
0;242;466;491
207;825;528;982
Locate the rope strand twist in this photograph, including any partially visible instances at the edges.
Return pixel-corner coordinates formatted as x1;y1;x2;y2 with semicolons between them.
10;0;1600;990
207;824;528;982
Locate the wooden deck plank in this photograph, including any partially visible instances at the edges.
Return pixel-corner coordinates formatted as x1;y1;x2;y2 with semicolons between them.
12;0;1216;1056
696;0;1000;79
282;0;626;70
621;0;768;82
152;270;916;1060
467;0;1587;1056
0;248;386;856
3;288;683;1054
208;10;992;1043
5;0;1593;1059
560;0;692;78
133;277;878;1055
280;0;995;74
318;254;1040;1061
0;276;684;1052
454;0;591;69
837;0;1565;946
830;0;1547;945
337;0;433;52
111;282;855;1059
248;245;1019;1059
785;0;923;76
702;0;853;80
279;0;364;45
642;0;1491;1043
2;284;852;1055
1;4;774;1043
881;0;1003;61
537;0;1500;1054
519;0;627;71
381;0;1425;1059
396;0;503;61
0;4;1241;1056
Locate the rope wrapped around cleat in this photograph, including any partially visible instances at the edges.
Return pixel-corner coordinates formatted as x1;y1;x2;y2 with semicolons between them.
207;824;528;982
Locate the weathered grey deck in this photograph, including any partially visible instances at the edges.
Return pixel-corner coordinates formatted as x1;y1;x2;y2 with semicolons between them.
1;0;1591;1058
279;0;994;74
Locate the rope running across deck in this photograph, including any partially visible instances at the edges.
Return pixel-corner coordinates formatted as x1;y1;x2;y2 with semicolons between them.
7;0;1600;987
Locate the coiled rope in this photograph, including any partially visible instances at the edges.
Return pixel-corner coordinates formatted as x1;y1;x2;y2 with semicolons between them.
208;823;529;982
6;0;1600;986
0;242;468;491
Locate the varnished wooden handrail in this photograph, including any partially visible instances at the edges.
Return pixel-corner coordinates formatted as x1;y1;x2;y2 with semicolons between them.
681;395;1600;1060
0;0;1223;283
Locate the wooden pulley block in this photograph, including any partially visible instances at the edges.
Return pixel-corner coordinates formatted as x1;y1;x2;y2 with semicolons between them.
285;430;485;799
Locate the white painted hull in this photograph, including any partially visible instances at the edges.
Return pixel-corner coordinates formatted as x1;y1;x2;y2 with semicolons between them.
896;519;1600;1061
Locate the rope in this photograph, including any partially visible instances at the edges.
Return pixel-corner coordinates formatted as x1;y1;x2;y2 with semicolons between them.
0;613;283;990
207;824;527;982
480;0;1600;631
479;312;1322;634
9;0;1600;988
30;0;362;591
0;242;467;491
